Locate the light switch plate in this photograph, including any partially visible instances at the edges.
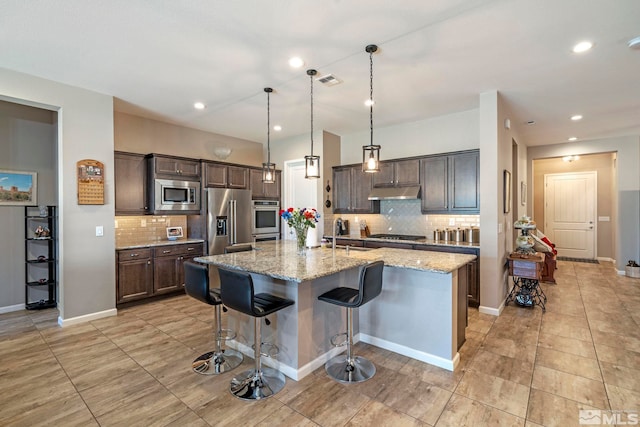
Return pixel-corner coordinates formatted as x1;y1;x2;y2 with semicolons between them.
96;226;104;237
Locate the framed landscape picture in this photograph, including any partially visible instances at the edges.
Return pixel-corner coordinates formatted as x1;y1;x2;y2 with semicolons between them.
0;170;37;206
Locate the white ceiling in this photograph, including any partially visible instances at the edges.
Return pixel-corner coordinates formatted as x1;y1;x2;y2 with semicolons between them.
1;0;639;147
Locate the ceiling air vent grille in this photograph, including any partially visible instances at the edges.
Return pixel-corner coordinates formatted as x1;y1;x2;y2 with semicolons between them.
316;74;342;86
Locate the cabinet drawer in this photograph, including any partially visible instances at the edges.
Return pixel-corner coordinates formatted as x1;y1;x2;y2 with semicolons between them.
118;248;152;262
153;243;204;257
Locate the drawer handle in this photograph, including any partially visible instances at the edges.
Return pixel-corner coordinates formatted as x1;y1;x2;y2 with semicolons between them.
163;250;171;254
147;260;151;265
187;247;195;251
130;253;138;257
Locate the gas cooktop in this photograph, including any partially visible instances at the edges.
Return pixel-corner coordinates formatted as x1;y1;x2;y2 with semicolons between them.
367;234;426;241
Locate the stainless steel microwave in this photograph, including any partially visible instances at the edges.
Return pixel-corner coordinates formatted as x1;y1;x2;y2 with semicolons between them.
153;179;200;213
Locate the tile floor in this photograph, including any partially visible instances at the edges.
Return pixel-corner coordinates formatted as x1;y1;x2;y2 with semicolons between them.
1;260;639;426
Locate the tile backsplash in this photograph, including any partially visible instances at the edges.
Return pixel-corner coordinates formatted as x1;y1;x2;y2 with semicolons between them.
115;215;188;246
324;200;479;238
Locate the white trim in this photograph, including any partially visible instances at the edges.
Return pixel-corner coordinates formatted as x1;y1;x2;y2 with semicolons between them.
0;303;26;314
225;339;345;381
617;269;626;276
359;333;459;372
479;301;503;316
596;257;615;264
57;308;117;327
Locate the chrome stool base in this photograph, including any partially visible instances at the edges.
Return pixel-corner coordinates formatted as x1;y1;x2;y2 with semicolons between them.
230;367;286;400
192;348;243;375
325;354;376;383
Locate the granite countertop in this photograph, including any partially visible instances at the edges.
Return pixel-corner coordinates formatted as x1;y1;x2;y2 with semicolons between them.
116;238;205;250
328;235;480;249
194;240;476;283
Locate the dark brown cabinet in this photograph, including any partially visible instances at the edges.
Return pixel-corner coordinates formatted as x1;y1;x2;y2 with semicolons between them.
151;155;200;179
204;163;248;189
420;150;479;213
116;242;203;305
332;165;380;214
373;159;420;188
117;248;153;303
115;152;148;215
249;168;281;199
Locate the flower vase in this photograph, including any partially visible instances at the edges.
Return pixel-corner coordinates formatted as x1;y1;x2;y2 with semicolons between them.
295;225;309;255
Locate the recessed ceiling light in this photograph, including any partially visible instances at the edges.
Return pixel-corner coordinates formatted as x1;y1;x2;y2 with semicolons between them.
568;137;578;141
570;115;583;121
194;102;206;110
572;41;593;53
273;125;282;131
288;57;304;68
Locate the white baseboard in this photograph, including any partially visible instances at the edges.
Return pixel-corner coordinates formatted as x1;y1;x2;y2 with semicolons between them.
359;333;458;372
58;308;117;327
225;340;344;381
479;302;503;317
597;257;615;263
0;303;26;314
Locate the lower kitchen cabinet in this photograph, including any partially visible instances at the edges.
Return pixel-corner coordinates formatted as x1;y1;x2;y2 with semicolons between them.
117;248;153;303
116;242;204;304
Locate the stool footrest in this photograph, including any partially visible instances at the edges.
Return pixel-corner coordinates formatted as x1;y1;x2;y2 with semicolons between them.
252;342;279;358
217;328;236;342
330;332;348;347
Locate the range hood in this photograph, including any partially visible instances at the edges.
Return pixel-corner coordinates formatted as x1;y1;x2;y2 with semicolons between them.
367;186;421;200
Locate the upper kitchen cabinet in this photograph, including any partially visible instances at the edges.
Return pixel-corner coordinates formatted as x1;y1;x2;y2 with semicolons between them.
249;168;281;199
204;162;248;189
149;154;200;180
115;152;148;215
333;165;380;214
420;150;479;213
373;159;420;188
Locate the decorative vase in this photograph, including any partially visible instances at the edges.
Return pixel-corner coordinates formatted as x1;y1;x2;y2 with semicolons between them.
294;225;309;255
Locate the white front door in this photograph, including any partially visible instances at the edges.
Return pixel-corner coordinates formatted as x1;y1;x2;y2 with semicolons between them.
544;172;597;259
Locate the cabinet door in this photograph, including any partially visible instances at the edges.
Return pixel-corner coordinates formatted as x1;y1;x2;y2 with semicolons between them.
394;159;420;187
372;163;395;187
177;159;200;178
350;168;376;213
115;152;148;214
263;170;281;199
332;168;352;213
449;151;479;211
420;156;448;212
249;168;265;198
155;157;181;175
204;163;228;188
467;258;479;307
117;258;153;303
228;166;248;189
153;255;182;293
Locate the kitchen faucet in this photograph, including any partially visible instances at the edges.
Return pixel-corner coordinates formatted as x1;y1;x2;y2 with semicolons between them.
332;217;342;255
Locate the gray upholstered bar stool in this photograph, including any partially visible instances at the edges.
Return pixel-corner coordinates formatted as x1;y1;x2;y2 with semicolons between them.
218;267;294;401
184;261;243;374
318;260;384;383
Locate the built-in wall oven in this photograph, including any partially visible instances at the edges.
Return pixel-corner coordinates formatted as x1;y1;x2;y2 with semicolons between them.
251;200;280;236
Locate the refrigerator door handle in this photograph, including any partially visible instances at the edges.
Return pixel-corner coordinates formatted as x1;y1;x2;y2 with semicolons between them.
229;199;236;245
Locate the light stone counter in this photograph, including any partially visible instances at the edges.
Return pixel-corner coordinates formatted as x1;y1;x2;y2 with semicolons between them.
194;239;475;379
116;238;205;250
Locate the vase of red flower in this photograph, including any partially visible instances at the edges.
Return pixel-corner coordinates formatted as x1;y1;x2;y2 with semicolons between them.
279;207;320;255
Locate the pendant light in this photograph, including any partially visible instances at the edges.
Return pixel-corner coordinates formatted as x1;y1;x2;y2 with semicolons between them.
362;44;381;173
261;87;276;183
305;69;320;179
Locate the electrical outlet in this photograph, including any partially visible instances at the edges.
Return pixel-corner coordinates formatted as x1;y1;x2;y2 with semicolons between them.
449;218;455;226
96;226;104;237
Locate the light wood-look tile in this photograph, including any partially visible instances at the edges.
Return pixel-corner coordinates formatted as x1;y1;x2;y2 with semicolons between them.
455;370;530;418
435;393;525;427
346;400;425;426
537;331;597;359
467;349;534;386
531;365;609;409
526;388;601;427
535;347;602;381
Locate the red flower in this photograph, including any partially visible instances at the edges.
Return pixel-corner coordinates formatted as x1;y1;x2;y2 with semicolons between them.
279;209;284;215
287;207;294;212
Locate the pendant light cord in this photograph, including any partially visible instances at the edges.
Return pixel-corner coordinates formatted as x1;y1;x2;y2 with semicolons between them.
267;89;271;163
369;49;374;147
310;72;314;156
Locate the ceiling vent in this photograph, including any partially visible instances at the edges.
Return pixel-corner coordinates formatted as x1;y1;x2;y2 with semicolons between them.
316;74;342;86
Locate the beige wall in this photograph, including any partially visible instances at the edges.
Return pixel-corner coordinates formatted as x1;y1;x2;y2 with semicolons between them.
532;153;616;259
114;112;263;166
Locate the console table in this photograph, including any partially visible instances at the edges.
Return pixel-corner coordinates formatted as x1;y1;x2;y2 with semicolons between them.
506;252;547;311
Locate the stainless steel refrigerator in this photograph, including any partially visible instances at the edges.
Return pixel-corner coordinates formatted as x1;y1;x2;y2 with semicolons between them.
206;188;252;255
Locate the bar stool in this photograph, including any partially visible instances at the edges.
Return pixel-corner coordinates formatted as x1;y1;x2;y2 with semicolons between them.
218;267;294;401
183;261;243;374
318;260;384;383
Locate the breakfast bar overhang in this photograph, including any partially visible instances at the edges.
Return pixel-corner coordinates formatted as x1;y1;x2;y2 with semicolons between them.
194;241;475;380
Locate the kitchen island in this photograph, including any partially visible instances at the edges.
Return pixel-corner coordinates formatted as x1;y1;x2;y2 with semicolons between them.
194;240;475;380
